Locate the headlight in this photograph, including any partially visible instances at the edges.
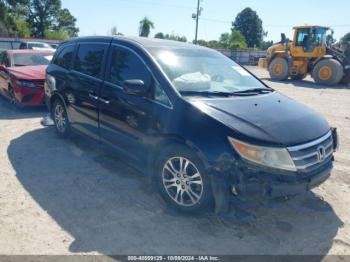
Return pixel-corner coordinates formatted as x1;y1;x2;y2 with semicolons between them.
16;80;36;88
228;137;297;172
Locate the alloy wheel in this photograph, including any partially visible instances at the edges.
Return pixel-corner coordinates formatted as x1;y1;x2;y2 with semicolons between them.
162;156;204;207
54;103;67;133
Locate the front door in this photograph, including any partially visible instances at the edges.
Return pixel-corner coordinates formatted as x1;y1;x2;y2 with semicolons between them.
99;45;172;165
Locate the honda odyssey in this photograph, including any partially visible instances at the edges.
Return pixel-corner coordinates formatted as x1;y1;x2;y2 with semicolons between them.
44;36;338;213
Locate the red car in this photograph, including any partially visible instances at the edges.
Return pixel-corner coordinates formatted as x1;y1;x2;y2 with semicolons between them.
0;49;53;107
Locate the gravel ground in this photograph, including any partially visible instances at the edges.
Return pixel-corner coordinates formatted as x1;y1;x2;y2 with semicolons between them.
0;67;349;256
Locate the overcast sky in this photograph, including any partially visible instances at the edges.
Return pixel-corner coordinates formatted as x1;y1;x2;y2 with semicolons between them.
62;0;350;43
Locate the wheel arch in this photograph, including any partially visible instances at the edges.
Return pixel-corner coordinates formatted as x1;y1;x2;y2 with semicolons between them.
311;55;340;71
147;135;210;176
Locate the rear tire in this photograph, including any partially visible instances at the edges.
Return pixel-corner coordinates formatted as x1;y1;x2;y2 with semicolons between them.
312;59;344;85
52;99;71;138
155;144;213;214
268;57;289;81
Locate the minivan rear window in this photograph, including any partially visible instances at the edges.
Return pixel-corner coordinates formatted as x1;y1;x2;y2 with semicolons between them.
74;43;106;78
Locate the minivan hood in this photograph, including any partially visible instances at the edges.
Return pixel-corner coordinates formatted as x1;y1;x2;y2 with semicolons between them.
7;65;47;80
189;92;330;146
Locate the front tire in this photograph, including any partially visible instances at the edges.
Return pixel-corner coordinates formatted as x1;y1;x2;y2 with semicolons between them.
312;59;344;85
156;145;213;213
268;57;289;81
53;99;71;138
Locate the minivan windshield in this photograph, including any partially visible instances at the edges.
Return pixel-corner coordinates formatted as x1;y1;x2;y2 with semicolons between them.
149;47;269;96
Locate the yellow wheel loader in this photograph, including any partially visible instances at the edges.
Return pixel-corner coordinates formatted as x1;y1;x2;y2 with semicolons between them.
259;25;350;85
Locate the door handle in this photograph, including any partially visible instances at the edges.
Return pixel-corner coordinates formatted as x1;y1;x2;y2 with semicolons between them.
99;97;111;104
88;92;99;100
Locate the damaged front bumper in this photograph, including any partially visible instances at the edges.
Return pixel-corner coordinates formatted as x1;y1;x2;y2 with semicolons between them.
231;160;333;199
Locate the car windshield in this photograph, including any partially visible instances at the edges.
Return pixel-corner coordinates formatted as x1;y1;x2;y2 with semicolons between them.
149;47;268;96
13;53;53;67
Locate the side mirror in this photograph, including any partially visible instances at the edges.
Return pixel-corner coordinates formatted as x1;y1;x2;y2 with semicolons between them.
0;64;5;71
123;79;148;95
280;33;286;45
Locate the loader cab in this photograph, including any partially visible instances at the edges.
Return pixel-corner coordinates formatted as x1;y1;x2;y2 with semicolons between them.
291;26;329;57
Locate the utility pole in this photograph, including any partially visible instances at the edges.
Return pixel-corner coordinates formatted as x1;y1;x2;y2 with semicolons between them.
192;0;202;44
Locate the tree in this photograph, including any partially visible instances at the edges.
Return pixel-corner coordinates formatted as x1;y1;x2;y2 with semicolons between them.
340;32;350;45
0;0;30;36
229;30;247;49
28;0;61;37
139;17;154;37
55;8;78;37
219;33;230;48
154;32;186;42
232;7;264;48
261;40;274;50
218;30;247;50
154;32;164;39
26;0;78;38
110;26;118;35
44;28;68;40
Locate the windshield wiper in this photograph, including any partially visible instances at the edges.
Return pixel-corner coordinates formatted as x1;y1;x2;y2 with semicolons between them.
180;91;234;97
232;88;274;94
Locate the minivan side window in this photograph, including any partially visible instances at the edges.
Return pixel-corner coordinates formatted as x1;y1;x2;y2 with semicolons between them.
53;44;75;70
107;46;152;87
74;43;106;78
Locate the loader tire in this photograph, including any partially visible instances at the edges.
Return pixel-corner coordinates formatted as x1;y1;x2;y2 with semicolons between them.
312;59;344;86
268;58;289;81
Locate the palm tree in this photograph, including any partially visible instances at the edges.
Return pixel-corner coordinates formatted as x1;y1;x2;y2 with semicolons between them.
139;17;154;37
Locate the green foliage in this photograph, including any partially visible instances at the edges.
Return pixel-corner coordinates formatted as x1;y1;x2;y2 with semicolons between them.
154;32;186;42
340;32;350;45
154;32;165;39
217;30;247;49
44;29;69;40
228;30;247;49
232;7;264;48
13;17;30;37
55;8;79;37
260;40;274;50
0;0;78;38
28;0;62;37
139;17;154;37
110;26;118;35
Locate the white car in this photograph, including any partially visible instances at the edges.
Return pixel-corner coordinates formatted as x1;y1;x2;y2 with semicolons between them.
19;41;55;51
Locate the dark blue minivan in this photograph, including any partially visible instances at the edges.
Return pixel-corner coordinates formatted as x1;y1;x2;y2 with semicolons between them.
44;36;338;213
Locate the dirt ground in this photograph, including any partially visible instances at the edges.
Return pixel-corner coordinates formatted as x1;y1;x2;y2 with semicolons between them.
0;67;350;256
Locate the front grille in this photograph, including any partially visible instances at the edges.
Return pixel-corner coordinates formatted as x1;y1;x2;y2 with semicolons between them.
287;131;333;172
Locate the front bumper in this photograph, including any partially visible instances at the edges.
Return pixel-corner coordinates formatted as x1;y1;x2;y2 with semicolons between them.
15;86;45;106
232;160;333;199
